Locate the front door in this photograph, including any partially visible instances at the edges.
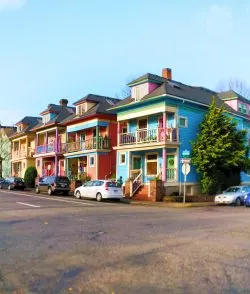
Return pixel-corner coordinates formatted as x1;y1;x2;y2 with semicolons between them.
166;155;175;181
131;156;142;179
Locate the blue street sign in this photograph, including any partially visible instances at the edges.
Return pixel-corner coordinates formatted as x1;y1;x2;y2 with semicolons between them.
182;149;190;158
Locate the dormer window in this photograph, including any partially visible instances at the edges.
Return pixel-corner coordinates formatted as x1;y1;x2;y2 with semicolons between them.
17;125;22;132
238;102;248;115
76;103;86;116
42;113;50;124
132;84;149;101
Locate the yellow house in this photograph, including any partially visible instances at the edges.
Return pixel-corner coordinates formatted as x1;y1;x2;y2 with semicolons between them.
10;117;42;178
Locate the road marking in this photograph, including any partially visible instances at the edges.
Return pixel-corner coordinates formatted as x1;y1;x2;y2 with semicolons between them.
16;202;41;208
0;191;95;206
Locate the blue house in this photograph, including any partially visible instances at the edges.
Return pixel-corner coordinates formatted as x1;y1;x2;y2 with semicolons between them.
110;68;250;199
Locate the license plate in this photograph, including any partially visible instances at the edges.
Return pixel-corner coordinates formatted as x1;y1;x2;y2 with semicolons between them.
114;189;117;192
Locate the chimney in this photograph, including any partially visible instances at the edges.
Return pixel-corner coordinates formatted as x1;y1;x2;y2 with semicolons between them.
59;99;68;107
162;68;172;80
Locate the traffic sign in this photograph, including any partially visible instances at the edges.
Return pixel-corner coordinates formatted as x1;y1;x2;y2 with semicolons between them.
182;163;190;175
181;158;191;164
182;149;190;158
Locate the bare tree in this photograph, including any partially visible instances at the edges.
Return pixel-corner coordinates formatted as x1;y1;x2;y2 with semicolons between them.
0;131;11;178
114;76;136;99
216;78;250;98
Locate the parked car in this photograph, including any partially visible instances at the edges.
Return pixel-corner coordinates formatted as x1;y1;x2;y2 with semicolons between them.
244;193;250;207
35;176;70;195
0;177;25;190
74;180;123;202
214;186;250;206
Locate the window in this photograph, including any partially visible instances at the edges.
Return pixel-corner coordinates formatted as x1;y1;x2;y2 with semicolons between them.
76;104;86;116
94;181;104;186
42;114;50;124
119;153;126;165
121;123;128;134
146;153;158;176
89;156;95;167
179;116;188;128
138;118;147;130
92;129;97;138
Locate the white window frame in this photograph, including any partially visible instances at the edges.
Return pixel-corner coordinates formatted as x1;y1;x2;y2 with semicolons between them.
145;152;158;176
89;155;95;167
119;152;126;165
121;122;128;134
42;114;50;124
179;116;188;128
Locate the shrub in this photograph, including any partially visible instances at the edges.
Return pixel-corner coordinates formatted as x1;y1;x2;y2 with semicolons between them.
24;166;38;188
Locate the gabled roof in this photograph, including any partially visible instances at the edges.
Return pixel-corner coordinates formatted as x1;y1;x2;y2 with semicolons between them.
62;94;120;124
218;90;250;105
9;116;42;138
40;104;75;115
33;105;75;131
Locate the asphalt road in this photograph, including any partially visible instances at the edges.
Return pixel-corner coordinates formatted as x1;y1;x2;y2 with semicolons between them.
0;190;250;294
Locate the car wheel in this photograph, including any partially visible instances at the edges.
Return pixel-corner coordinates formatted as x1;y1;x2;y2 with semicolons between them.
48;187;53;196
75;191;81;199
235;197;241;206
35;186;40;194
63;191;69;196
96;193;102;202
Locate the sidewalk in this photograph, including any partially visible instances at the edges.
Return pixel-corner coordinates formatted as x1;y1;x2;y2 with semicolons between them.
122;199;215;208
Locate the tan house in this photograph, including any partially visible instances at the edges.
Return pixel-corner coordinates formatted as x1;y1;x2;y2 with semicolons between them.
10;117;41;178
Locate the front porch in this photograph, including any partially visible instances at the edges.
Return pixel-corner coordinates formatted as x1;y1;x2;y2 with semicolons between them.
35;156;65;177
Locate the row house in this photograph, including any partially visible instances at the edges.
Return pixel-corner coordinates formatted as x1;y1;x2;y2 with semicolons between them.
110;68;250;199
32;99;75;177
62;94;119;180
10;117;41;178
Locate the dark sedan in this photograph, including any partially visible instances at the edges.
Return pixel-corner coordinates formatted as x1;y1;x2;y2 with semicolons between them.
0;177;25;190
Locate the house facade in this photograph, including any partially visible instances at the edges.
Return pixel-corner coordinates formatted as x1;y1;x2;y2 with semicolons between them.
32;99;75;177
62;94;119;181
9;117;40;178
111;68;250;198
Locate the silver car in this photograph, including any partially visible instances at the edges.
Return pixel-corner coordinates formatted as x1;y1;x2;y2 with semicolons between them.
214;186;250;206
74;180;123;202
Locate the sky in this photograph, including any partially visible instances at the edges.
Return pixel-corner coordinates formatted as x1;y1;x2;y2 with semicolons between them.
0;0;250;125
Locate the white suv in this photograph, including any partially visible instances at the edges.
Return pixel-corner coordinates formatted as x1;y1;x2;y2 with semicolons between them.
74;180;123;202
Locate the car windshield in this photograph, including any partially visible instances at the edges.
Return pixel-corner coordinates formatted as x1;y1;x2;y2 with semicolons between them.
57;177;69;183
107;181;119;187
224;187;241;193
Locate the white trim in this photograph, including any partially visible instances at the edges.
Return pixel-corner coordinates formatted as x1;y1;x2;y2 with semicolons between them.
145;152;158;176
127;151;131;178
179;116;188;128
119;152;126;165
89;155;95;167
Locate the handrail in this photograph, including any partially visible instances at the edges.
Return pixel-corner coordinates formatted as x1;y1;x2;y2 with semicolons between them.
130;168;142;197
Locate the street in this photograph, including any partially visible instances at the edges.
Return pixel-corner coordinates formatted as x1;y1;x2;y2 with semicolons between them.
0;190;250;294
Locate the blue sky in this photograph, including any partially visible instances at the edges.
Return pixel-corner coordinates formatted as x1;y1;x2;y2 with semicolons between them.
0;0;250;125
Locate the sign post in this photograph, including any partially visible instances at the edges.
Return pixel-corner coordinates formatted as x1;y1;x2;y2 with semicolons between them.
181;150;191;203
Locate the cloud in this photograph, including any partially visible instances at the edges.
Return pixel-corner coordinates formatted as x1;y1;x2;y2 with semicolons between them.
205;4;233;36
0;0;27;11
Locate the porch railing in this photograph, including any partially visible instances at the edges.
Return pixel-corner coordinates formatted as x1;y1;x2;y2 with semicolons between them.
12;147;35;159
62;137;111;153
36;143;56;154
130;168;143;197
119;128;178;145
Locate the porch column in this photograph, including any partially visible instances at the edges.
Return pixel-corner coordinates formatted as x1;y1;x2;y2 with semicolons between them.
36;134;38;154
117;121;120;146
55;128;58;152
55;156;58;176
19;139;21;157
162;148;166;182
96;126;99;149
26;137;28;157
163;111;167;143
45;131;48;153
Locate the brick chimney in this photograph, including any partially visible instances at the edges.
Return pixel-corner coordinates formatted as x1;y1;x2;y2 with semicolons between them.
59;99;68;107
162;68;172;80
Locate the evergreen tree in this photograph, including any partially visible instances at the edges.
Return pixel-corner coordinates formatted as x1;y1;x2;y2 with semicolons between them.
191;99;247;194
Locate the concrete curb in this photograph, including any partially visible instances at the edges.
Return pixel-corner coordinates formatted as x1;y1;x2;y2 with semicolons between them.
124;200;215;208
